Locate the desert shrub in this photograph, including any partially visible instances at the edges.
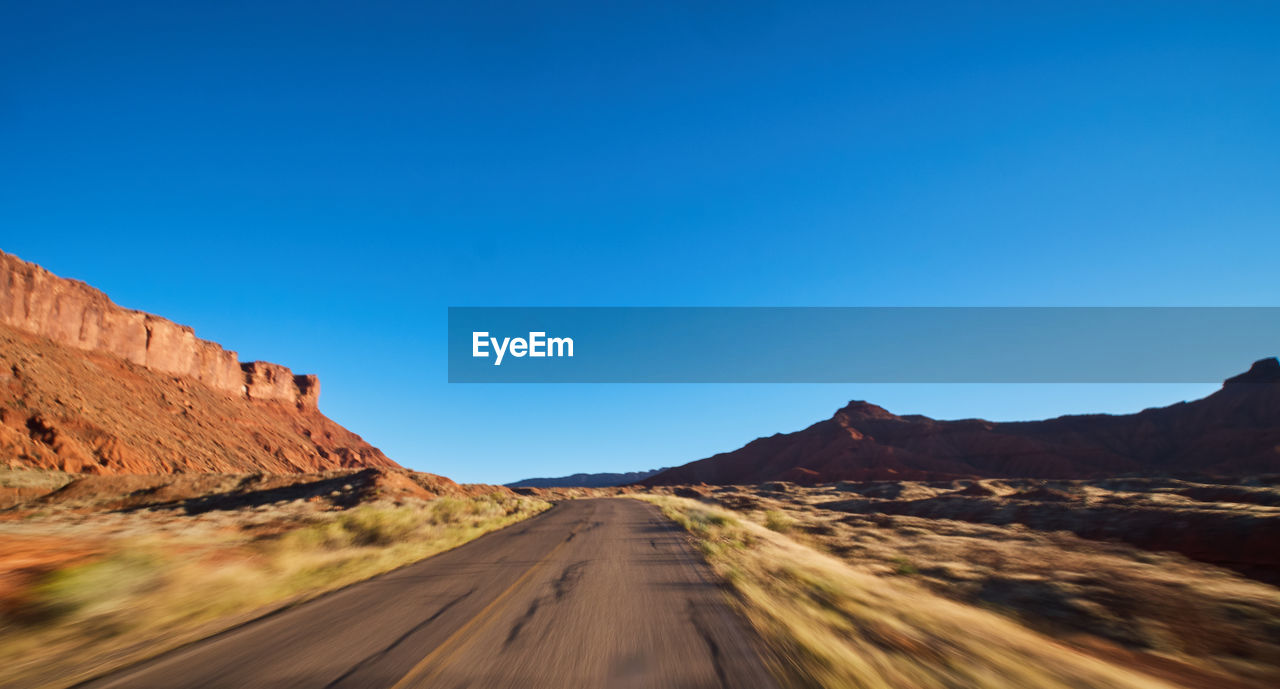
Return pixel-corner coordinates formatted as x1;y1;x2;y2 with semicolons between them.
678;505;735;537
336;505;422;546
427;497;470;525
764;509;796;533
26;551;164;624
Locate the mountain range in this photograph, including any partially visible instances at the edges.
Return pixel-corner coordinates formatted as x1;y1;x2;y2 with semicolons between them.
507;468;668;488
645;358;1280;485
4;250;1277;486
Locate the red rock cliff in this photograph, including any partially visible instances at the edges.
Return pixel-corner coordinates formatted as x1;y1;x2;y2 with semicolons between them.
0;250;401;474
0;250;316;408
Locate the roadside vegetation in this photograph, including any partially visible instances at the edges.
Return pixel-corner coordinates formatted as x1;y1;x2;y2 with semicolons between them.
0;494;550;689
689;481;1280;688
641;494;1186;689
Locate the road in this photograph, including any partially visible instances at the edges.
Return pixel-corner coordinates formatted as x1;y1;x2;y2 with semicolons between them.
79;498;779;689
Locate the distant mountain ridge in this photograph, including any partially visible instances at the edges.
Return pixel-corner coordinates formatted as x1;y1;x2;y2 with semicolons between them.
646;358;1280;485
508;468;669;488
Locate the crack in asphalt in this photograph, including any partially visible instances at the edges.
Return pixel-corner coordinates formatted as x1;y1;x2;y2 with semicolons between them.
688;598;729;689
505;596;542;648
504;560;589;649
553;561;587;601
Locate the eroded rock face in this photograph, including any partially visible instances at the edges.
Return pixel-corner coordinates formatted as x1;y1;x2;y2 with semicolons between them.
242;361;296;402
0;311;401;475
0;251;314;408
0;250;399;475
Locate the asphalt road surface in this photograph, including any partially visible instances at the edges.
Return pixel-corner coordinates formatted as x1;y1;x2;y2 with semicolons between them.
79;498;779;689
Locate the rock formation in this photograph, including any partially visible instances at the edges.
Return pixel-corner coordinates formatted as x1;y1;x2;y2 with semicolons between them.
646;358;1280;485
0;250;402;474
0;251;315;408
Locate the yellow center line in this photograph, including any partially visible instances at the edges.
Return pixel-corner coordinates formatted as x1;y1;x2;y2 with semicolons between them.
388;518;585;689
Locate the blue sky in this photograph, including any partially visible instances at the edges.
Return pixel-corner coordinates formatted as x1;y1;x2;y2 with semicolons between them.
3;1;1277;482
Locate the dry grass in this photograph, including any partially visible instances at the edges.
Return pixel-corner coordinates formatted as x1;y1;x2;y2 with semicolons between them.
764;508;797;533
683;481;1280;688
0;494;550;689
642;494;1190;689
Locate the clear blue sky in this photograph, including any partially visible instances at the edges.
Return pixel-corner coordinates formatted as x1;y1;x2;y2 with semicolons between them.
3;2;1277;483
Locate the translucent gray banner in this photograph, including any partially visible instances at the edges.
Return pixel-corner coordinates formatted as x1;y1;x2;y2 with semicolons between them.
447;307;1278;383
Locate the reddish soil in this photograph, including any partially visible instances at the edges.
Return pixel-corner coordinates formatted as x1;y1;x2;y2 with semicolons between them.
2;467;509;515
0;535;103;620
